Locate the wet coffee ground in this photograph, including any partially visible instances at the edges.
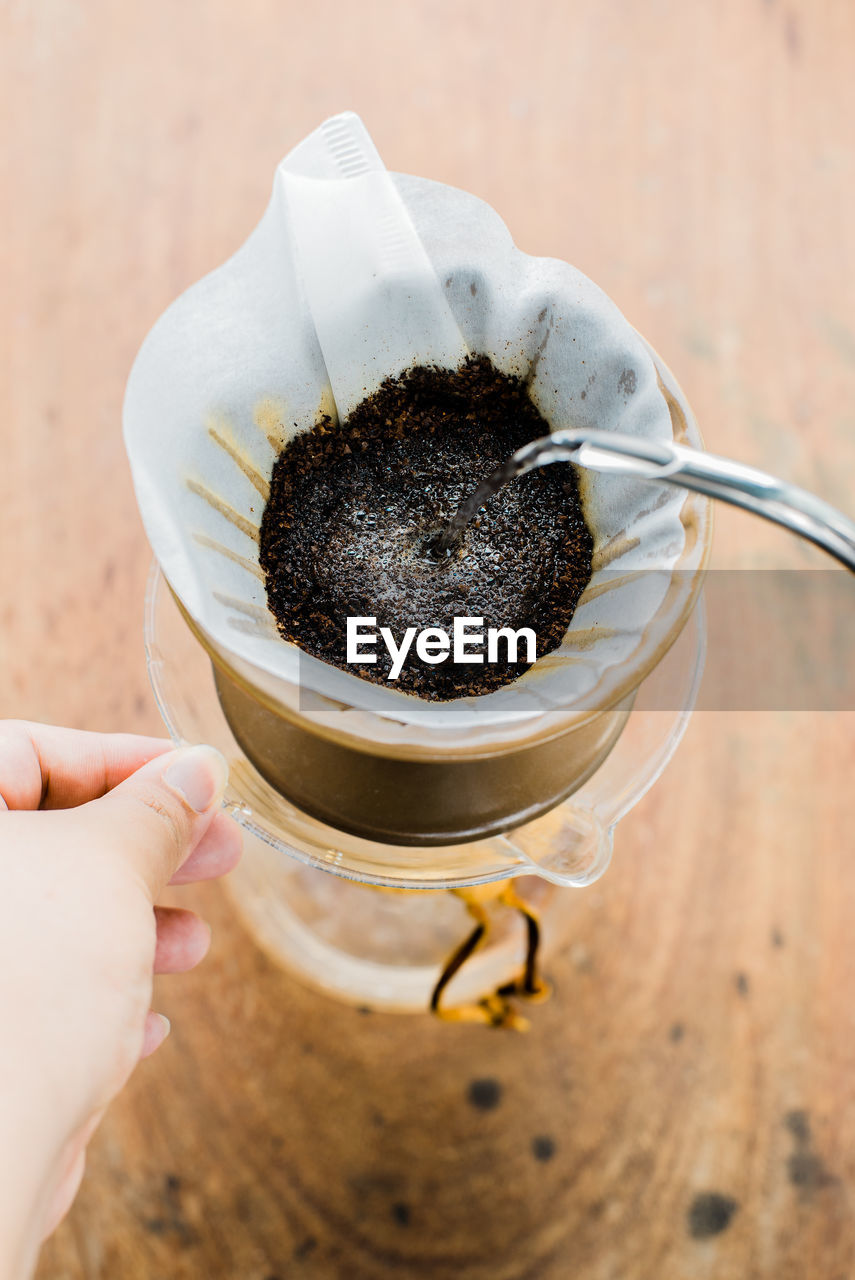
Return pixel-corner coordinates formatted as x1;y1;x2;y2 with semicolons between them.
259;356;593;699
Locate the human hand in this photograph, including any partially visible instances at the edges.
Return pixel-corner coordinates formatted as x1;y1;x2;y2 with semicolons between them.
0;721;242;1279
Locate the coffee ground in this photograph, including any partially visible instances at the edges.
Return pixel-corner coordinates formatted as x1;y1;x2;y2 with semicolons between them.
259;356;593;699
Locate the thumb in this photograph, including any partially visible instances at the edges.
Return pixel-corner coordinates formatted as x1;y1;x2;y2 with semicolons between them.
84;744;230;897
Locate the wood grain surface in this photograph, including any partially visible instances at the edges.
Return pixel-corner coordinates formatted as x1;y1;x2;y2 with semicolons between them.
2;1;854;1276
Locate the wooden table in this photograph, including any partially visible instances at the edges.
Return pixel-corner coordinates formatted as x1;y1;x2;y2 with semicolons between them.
2;1;853;1275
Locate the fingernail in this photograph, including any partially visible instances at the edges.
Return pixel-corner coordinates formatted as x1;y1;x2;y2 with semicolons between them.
157;1014;171;1039
164;745;229;813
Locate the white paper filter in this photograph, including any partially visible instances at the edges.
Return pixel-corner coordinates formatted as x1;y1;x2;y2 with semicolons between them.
124;112;703;732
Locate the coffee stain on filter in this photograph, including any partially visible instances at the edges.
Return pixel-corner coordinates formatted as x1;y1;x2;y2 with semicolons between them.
192;534;264;582
207;416;270;500
186;478;260;544
590;533;642;572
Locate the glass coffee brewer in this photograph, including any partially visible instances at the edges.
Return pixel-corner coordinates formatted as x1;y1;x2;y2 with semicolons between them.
126;115;853;1026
